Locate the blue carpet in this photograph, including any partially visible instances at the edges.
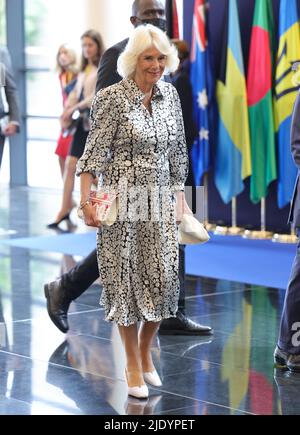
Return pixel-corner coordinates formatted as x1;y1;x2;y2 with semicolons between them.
1;232;296;289
1;232;96;257
185;234;295;289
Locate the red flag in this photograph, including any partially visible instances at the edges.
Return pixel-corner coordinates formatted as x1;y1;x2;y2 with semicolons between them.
172;0;180;38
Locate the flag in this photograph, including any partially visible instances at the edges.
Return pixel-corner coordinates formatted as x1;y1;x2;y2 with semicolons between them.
166;0;180;39
190;0;213;185
172;0;180;39
247;0;277;204
214;0;251;204
274;0;300;208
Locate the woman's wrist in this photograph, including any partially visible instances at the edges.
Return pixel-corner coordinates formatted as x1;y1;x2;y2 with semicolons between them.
79;200;90;210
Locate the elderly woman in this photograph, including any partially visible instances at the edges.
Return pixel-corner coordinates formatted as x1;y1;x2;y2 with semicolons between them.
77;25;189;399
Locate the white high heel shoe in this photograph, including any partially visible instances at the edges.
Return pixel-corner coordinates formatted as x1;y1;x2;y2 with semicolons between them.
125;369;149;399
143;370;162;387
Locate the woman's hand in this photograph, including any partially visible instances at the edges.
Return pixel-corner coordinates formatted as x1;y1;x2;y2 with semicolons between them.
82;204;101;227
183;198;193;216
60;107;76;129
175;191;185;225
175;192;194;224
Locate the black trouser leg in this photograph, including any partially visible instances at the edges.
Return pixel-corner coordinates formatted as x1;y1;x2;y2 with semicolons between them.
278;230;300;355
61;249;99;300
177;244;185;314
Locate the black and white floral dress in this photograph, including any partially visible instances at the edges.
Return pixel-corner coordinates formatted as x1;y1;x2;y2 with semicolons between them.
77;79;189;326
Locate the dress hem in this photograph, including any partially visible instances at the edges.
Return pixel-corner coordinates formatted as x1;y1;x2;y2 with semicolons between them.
99;302;178;327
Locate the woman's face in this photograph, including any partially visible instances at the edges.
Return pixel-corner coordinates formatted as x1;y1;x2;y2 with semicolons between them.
58;47;74;68
134;46;167;87
82;37;98;61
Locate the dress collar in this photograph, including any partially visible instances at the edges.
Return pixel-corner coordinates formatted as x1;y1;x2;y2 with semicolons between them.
121;78;164;104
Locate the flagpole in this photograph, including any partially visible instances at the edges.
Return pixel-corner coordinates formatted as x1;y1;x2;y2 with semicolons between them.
203;173;215;231
273;226;298;243
244;198;273;239
227;197;244;235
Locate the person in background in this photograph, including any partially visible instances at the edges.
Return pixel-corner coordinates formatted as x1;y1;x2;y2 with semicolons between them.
0;46;21;171
48;30;104;229
274;88;300;373
170;39;197;192
54;44;78;179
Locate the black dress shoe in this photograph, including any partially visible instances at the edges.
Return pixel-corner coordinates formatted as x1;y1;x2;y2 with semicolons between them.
274;345;289;368
159;311;213;336
287;354;300;373
274;346;300;372
44;280;72;333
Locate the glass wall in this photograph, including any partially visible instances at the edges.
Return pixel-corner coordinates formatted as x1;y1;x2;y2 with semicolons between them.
25;0;78;188
0;0;135;188
0;0;6;45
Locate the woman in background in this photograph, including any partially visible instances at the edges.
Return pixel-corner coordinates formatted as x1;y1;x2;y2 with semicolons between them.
48;30;104;229
54;44;78;178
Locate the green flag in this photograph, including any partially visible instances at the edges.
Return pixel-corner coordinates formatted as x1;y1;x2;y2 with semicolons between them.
247;0;277;203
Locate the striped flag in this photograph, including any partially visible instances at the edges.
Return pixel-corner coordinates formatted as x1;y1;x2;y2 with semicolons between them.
190;0;213;185
214;0;251;204
274;0;300;208
247;0;277;204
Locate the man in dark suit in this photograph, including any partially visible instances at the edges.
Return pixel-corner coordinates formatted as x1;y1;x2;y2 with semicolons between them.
274;90;300;372
44;0;213;337
0;46;21;169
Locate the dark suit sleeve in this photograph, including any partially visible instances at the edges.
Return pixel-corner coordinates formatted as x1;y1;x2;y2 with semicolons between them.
173;74;197;150
291;91;300;170
96;46;123;93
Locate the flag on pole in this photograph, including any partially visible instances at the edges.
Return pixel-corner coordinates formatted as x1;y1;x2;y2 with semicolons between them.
166;0;180;39
190;0;213;186
274;0;300;208
172;0;180;39
214;0;251;204
247;0;277;204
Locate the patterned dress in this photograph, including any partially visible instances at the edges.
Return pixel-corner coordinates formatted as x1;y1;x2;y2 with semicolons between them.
77;78;189;326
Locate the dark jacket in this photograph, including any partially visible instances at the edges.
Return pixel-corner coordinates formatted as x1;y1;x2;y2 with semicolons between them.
96;39;128;92
288;90;300;227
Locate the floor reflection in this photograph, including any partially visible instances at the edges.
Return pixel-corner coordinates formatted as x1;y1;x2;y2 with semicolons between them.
1;186;300;414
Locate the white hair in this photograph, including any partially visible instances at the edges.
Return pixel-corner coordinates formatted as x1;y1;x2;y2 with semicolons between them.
117;24;179;78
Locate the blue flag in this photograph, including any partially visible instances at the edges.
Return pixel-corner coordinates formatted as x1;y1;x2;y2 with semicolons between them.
215;0;251;204
274;0;300;208
190;0;213;185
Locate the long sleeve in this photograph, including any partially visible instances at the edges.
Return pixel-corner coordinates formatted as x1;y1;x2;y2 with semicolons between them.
291;90;300;170
172;73;197;149
95;39;128;93
169;86;189;191
4;66;21;125
76;87;118;177
0;47;21;126
96;46;122;92
66;68;97;111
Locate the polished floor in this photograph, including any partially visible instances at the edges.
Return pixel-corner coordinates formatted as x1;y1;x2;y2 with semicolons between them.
0;185;299;415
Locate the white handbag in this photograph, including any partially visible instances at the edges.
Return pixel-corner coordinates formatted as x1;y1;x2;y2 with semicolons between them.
178;214;210;245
